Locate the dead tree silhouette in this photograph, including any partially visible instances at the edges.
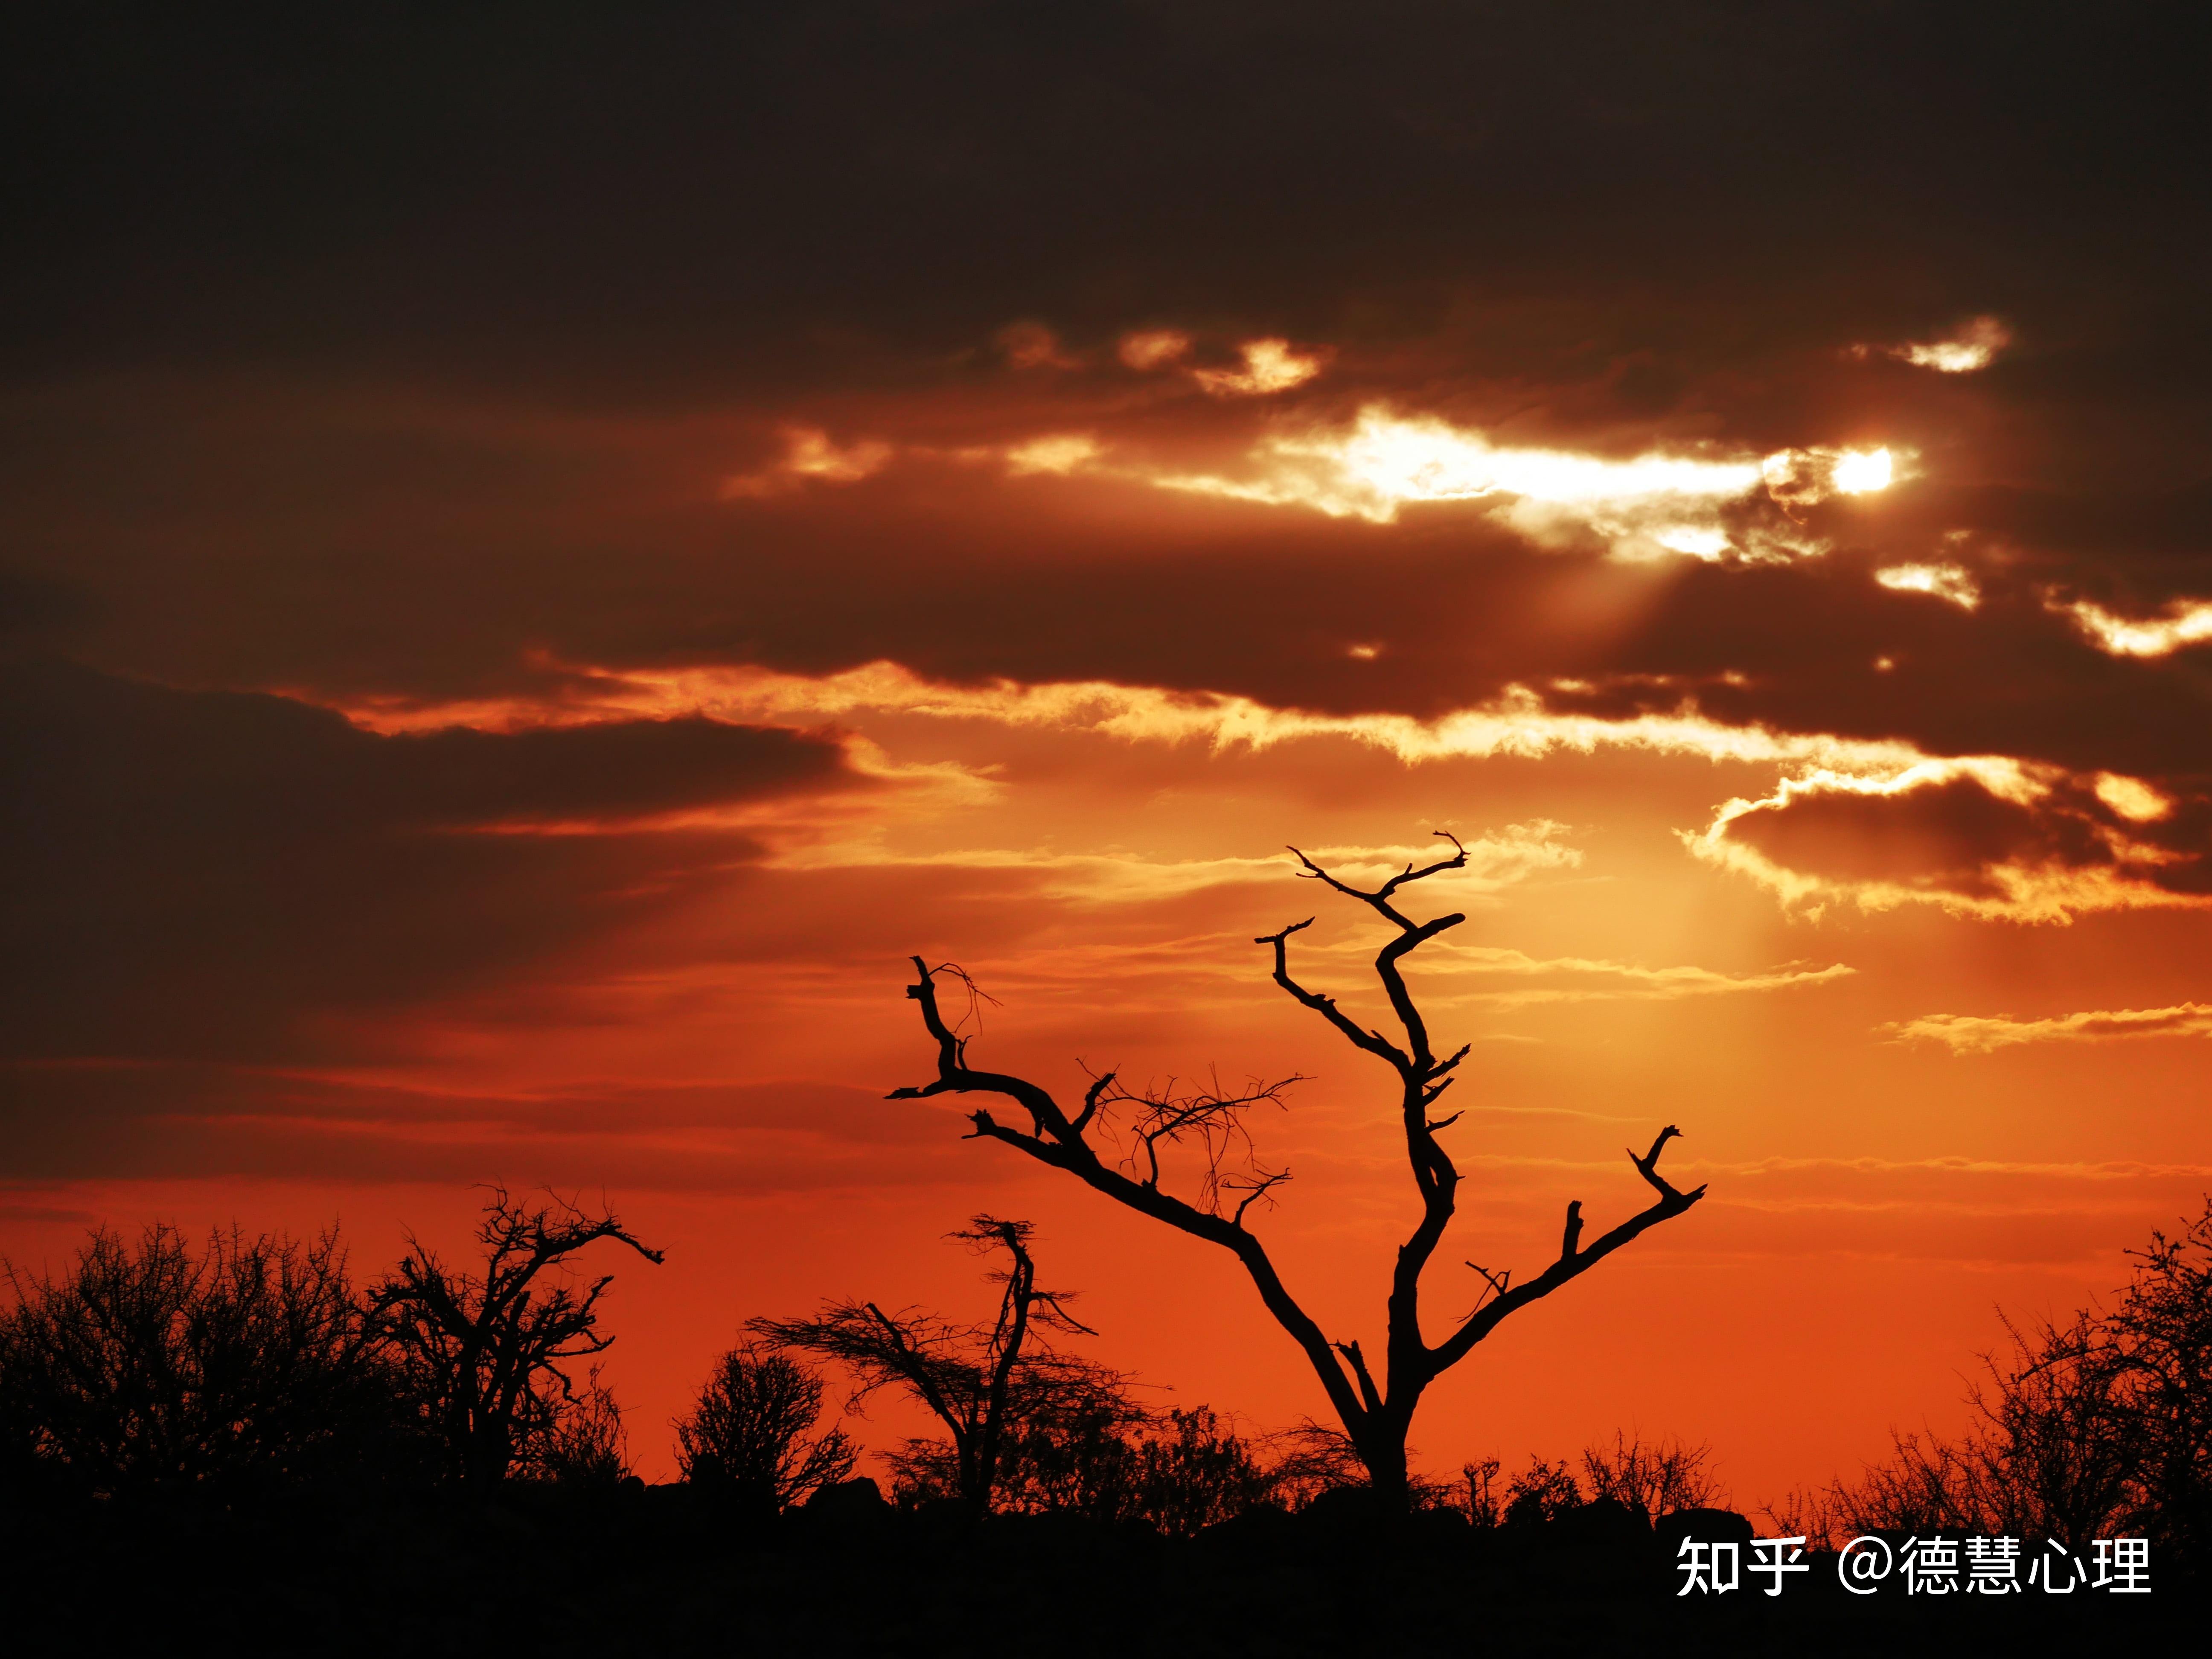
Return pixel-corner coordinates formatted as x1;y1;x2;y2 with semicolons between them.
754;1216;1116;1511
367;1188;662;1485
888;832;1707;1512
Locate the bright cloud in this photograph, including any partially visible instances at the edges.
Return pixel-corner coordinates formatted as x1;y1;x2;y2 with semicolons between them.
1118;328;1193;370
1135;407;1901;561
757;828;1582;905
1403;944;1856;1007
721;426;893;496
1004;434;1102;475
1192;338;1327;396
1681;759;2208;925
1875;562;1981;609
332;659;2199;929
2093;772;2173;823
1857;315;2012;374
2053;594;2212;657
341;656;1938;775
1883;1003;2212;1054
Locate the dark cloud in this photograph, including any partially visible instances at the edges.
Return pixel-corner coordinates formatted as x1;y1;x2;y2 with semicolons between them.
0;659;859;1059
1714;766;2212;915
0;1065;966;1188
0;2;2206;940
4;3;2204;388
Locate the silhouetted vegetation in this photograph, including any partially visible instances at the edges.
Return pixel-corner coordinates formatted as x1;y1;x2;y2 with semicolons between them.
672;1341;856;1514
1813;1197;2212;1569
888;838;1707;1511
367;1188;662;1485
0;1223;416;1499
0;1191;2203;1653
754;1215;1119;1511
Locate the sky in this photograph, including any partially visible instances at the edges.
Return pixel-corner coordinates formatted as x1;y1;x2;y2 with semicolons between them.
4;2;2210;1499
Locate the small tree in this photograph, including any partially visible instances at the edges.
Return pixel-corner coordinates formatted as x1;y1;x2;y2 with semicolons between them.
367;1188;662;1485
0;1223;404;1499
754;1216;1114;1511
673;1341;857;1513
889;834;1706;1510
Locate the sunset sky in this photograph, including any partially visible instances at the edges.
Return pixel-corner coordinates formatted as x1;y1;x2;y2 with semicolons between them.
5;4;2209;1499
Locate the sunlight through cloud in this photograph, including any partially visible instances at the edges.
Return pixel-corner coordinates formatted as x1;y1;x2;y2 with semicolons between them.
1875;562;1980;609
1191;337;1327;396
2052;594;2212;657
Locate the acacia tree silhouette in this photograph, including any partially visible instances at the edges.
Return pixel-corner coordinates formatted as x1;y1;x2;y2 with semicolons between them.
755;1216;1116;1511
888;833;1707;1511
367;1188;662;1485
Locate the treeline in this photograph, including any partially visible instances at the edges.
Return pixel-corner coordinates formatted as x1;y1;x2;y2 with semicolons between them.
3;1186;2209;1580
0;1189;658;1501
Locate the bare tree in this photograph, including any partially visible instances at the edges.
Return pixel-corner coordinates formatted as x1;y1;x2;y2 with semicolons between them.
367;1188;662;1485
673;1341;857;1514
888;832;1706;1511
753;1216;1114;1511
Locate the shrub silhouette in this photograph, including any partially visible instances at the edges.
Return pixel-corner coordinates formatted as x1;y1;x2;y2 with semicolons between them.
0;1223;412;1500
1825;1198;2212;1567
528;1363;632;1487
673;1340;856;1514
1579;1431;1723;1520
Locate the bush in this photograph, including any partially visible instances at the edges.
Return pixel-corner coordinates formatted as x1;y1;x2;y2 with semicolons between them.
0;1223;412;1500
673;1341;856;1513
527;1366;631;1487
1825;1199;2212;1566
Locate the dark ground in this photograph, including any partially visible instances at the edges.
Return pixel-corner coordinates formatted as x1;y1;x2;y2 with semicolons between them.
2;1486;2195;1657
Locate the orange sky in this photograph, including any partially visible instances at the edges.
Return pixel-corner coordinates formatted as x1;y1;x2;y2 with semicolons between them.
5;4;2210;1505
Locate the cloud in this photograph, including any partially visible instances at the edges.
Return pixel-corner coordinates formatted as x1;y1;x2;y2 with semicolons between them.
1874;562;1979;610
1882;1004;2212;1054
1003;434;1102;476
1683;758;2211;924
1406;946;1855;1007
1854;315;2013;373
1117;329;1192;371
329;655;1943;775
996;321;1081;370
318;655;2212;929
1128;407;1901;560
0;1064;976;1189
2052;593;2212;658
766;827;1579;906
1191;338;1327;396
721;425;894;497
0;659;862;1059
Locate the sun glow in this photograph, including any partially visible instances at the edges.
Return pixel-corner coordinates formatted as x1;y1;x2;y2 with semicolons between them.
1831;448;1893;493
1132;407;1903;559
